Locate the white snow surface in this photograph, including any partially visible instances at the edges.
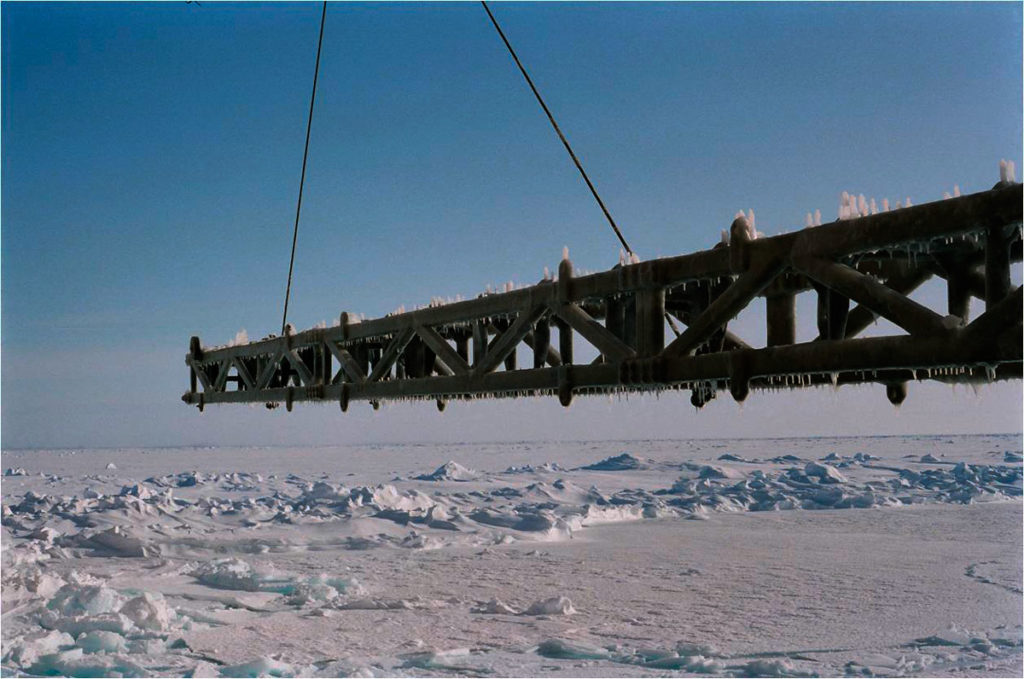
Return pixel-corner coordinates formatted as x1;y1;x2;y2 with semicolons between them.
2;434;1021;677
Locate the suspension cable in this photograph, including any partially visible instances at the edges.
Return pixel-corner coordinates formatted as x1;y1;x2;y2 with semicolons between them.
281;0;328;335
481;1;633;255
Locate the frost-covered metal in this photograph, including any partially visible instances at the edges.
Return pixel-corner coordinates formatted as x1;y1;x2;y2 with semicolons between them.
183;184;1022;412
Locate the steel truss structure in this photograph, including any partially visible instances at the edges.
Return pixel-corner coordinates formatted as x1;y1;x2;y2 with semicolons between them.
184;184;1022;412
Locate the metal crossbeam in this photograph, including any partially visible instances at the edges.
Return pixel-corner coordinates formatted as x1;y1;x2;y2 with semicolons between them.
184;184;1022;412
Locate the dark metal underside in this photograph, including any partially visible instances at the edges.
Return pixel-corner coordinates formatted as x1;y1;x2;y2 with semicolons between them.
184;184;1023;412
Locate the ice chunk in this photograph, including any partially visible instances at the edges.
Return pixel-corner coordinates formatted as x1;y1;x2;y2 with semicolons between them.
580;453;643;471
414;461;479;482
29;526;61;544
803;462;847;484
23;647;145;677
5;566;65;599
187;661;223;678
219;657;298;678
676;641;721;657
119;483;153;499
952;462;976;483
472;597;519;614
524;596;576;616
193;558;265;592
81;526;159;557
302;480;349;502
698;465;744;480
47;584;126;617
280;574;355;606
731;658;815;677
535;638;610;660
644;654;723;671
401;647;473;670
120;591;173;631
47;612;136;636
76;630;128;654
3;629;75;667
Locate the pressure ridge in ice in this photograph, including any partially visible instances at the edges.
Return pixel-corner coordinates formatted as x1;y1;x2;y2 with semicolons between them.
2;439;1021;677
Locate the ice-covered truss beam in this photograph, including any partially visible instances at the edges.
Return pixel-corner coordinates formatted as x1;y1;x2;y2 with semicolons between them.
183;184;1023;412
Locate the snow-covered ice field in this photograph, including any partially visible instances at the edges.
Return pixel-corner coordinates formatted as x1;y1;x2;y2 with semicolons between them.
2;434;1021;677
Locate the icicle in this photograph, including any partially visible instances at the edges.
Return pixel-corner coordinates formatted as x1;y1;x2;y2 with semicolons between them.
543;266;551;281
1008;160;1017;182
805;212;813;228
720;229;729;245
943;191;951;200
869;198;877;215
618;249;626;266
746;209;755;230
905;197;912;207
814;209;821;226
1000;159;1008;183
858;194;867;216
895;200;902;210
882;198;889;212
953;184;960;197
562;246;570;261
628;252;640;264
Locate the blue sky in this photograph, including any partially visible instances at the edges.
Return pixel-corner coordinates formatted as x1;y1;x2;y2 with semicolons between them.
2;1;1021;449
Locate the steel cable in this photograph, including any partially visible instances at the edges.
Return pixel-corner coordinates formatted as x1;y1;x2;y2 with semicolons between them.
281;1;328;335
481;1;633;256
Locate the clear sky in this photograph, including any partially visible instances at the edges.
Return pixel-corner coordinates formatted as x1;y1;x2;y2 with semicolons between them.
2;1;1021;449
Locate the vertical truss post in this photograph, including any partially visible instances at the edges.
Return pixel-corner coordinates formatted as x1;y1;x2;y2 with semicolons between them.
766;292;796;346
405;337;425;379
985;224;1012;309
189;336;200;393
606;296;625;340
815;284;850;340
944;259;972;323
491;318;517;371
623;295;637;349
555;318;573;366
636;288;665;356
556;257;575;366
353;345;370;378
456;331;470;364
422;342;436;377
472;321;488;367
318;343;329;385
533;316;550;369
